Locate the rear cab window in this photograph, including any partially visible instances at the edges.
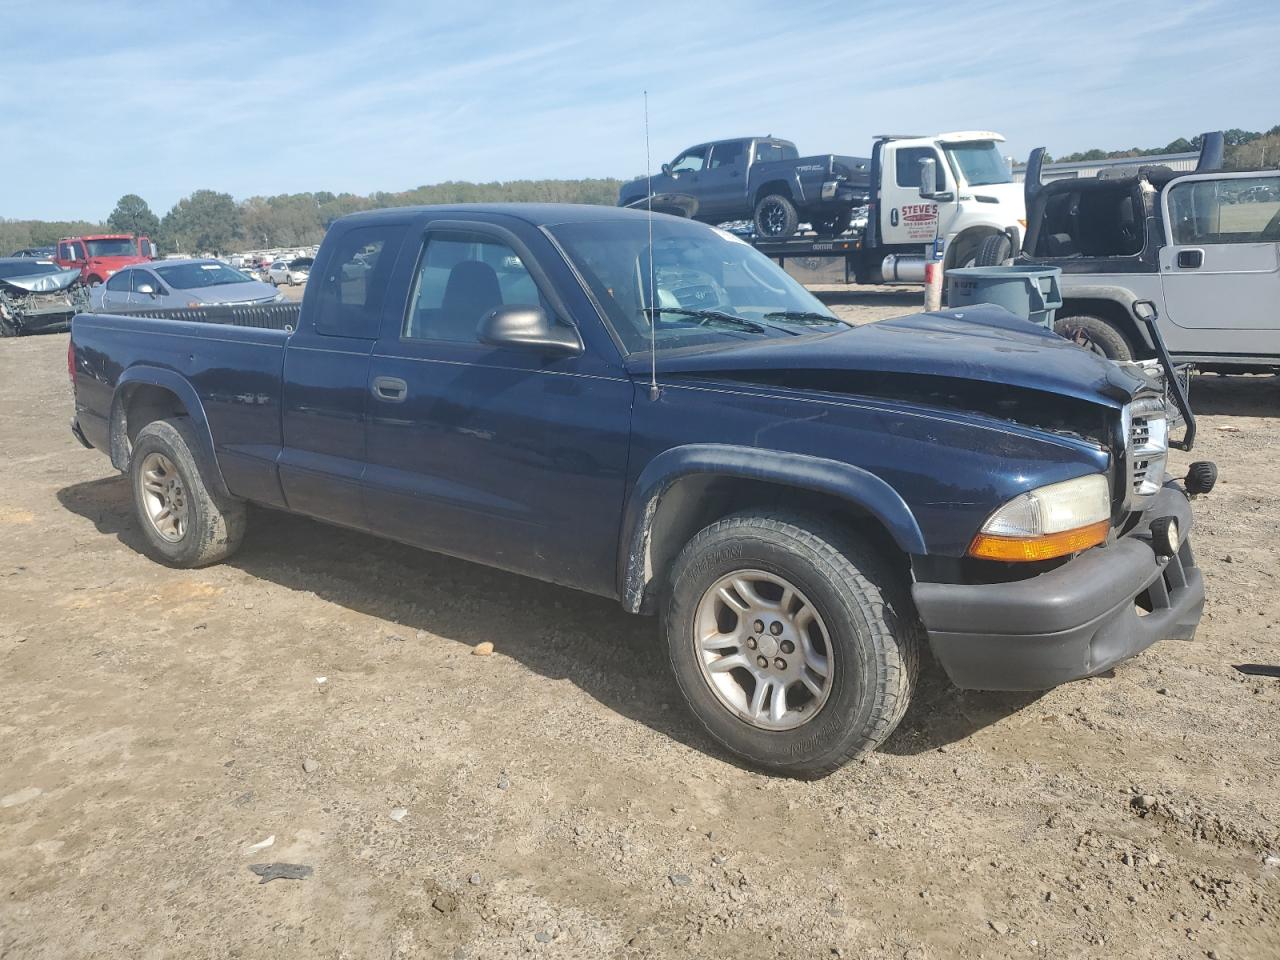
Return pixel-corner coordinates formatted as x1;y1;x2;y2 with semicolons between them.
311;223;408;338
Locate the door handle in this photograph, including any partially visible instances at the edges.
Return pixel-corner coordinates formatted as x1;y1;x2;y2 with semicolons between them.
1177;249;1204;268
371;376;408;402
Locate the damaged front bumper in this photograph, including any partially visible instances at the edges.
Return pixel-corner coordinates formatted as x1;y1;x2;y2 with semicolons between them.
912;482;1203;691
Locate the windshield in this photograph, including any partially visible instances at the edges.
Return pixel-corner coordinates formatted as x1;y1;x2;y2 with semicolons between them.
0;260;63;280
945;141;1012;187
548;218;846;354
155;262;256;289
85;238;139;257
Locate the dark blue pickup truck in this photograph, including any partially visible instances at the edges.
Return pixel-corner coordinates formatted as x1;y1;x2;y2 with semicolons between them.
69;204;1208;777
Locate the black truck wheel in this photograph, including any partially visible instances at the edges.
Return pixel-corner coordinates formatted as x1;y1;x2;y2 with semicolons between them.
665;510;919;778
974;233;1014;266
754;195;800;238
1054;313;1133;361
129;417;247;568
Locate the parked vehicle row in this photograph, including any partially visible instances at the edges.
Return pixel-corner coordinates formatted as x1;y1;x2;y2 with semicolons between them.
69;203;1211;777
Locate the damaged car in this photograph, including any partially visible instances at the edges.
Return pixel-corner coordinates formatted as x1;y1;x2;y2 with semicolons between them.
0;258;90;336
70;205;1213;778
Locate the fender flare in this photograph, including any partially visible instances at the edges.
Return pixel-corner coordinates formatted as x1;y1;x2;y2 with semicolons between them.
1056;284;1155;351
617;444;927;612
109;365;232;498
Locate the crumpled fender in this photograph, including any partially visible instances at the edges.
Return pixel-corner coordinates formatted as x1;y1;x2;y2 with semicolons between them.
0;267;82;294
617;443;927;612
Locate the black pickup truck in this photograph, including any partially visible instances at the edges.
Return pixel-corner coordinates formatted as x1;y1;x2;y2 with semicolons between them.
70;203;1210;777
618;137;870;238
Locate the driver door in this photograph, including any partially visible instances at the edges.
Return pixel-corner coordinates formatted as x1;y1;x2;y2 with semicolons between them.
1159;172;1280;333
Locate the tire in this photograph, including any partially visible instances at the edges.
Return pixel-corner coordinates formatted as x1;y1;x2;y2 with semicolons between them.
811;209;851;236
1054;312;1133;361
87;276;103;287
129;417;247;568
665;510;919;778
753;194;800;238
974;233;1014;266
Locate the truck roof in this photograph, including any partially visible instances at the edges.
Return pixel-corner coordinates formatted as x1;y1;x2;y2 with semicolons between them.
876;131;1006;144
340;203;695;229
58;233;137;242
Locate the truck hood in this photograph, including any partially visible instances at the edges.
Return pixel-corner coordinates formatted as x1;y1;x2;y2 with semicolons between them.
636;305;1147;410
963;180;1025;216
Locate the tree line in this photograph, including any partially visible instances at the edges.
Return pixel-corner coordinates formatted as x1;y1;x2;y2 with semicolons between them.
1;177;625;256
1049;125;1280;164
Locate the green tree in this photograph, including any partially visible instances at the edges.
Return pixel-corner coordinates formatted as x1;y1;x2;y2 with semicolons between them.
106;194;160;238
160;190;241;255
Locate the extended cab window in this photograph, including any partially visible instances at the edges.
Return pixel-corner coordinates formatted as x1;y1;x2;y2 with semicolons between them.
1168;176;1280;245
403;234;546;343
895;147;943;188
670;147;707;173
104;270;131;292
753;141;797;163
312;223;406;338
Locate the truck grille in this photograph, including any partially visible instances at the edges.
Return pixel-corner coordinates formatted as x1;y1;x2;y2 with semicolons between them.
1125;395;1168;503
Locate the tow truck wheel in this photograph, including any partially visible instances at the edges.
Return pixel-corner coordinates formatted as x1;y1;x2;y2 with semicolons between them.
665;510;919;778
1054;313;1133;362
974;233;1014;266
129;417;247;568
753;195;800;238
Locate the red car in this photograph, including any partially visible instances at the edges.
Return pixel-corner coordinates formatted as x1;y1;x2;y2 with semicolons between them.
54;234;157;287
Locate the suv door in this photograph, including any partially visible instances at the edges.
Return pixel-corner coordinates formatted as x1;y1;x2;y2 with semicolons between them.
362;217;632;596
1160;171;1280;335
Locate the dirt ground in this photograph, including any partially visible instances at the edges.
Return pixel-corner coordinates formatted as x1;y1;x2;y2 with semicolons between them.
1;292;1278;960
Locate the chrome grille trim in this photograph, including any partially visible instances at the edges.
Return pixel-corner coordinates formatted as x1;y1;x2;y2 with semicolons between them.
1124;394;1169;507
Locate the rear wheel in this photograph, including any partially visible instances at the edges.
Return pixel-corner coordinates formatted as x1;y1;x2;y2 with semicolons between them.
1054;312;1134;361
665;511;918;778
754;194;800;238
130;417;246;567
974;233;1014;266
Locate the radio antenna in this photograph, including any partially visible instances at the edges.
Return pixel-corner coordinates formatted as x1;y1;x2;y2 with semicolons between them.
644;90;659;402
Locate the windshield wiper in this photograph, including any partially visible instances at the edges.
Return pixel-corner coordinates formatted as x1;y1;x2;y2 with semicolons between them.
642;306;771;334
760;310;843;325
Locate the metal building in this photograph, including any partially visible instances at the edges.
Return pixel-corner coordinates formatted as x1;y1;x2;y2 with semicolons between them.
1011;151;1200;183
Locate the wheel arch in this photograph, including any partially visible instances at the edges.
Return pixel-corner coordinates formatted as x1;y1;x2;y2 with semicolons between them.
1057;287;1155;358
753;179;796;206
618;445;926;613
109;367;231;498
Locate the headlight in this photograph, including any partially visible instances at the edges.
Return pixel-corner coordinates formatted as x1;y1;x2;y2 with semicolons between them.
969;474;1111;562
273;292;286;302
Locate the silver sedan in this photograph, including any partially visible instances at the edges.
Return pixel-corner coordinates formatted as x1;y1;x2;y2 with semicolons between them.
91;259;283;313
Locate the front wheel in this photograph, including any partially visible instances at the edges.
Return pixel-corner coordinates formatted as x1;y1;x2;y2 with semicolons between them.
974;233;1014;266
753;194;799;238
1054;312;1133;361
130;417;247;567
811;209;851;236
665;511;919;778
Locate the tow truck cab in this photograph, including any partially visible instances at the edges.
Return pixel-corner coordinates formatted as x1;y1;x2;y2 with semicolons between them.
55;234;157;287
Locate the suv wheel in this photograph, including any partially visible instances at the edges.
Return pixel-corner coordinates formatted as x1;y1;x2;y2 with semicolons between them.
753;195;799;238
130;417;247;567
665;511;919;778
1054;313;1133;361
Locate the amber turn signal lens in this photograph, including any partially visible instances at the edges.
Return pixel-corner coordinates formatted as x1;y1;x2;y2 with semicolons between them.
968;520;1110;562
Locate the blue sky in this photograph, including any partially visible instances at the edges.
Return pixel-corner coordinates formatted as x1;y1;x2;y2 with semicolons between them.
2;0;1276;221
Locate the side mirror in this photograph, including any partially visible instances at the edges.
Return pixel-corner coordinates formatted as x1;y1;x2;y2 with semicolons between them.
661;162;672;176
478;304;581;356
135;283;156;296
1132;299;1158;324
918;157;937;198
